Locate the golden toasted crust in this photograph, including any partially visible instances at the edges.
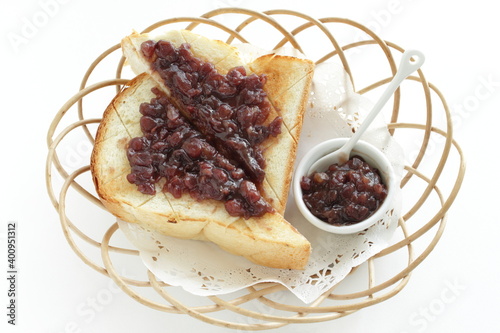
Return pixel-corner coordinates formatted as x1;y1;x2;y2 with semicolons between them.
92;30;314;269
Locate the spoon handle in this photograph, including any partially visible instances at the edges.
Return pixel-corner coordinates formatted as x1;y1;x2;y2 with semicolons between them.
337;49;425;159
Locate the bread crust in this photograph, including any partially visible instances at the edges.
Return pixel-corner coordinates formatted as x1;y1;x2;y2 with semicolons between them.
92;30;314;269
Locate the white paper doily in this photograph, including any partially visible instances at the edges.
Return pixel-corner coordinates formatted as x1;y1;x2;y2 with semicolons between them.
118;61;404;304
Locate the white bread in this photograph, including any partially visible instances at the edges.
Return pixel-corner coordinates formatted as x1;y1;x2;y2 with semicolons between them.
122;30;314;212
91;30;314;269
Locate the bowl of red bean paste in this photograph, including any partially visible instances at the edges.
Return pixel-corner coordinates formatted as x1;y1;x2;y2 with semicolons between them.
293;138;396;234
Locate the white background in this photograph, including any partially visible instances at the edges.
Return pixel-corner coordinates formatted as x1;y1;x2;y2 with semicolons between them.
1;0;499;332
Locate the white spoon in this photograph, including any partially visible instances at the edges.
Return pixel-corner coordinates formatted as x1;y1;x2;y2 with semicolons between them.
307;49;425;174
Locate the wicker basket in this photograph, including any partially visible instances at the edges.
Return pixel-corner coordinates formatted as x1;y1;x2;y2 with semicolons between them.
46;8;465;330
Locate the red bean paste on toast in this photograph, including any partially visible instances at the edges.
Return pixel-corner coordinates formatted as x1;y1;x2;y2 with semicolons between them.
141;40;282;184
300;156;388;226
127;40;283;218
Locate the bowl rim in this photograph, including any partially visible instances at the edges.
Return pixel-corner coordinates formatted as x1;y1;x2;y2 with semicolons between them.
293;137;397;235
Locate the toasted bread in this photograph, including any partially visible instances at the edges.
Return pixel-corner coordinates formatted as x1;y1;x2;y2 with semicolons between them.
122;30;314;212
91;30;314;269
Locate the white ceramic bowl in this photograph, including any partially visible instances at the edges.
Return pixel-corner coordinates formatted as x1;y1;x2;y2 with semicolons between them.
293;138;396;234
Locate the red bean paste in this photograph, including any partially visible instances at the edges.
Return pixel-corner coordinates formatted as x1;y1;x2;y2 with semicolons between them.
127;40;283;218
127;89;273;218
141;40;282;184
300;156;388;226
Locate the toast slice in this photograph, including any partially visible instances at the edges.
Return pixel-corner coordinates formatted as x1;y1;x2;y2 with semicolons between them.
121;29;314;213
91;30;314;269
92;74;311;269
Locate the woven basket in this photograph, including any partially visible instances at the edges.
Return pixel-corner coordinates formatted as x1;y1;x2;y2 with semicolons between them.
46;8;465;330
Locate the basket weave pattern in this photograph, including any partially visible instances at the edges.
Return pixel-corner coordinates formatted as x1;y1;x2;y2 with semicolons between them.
46;8;465;330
